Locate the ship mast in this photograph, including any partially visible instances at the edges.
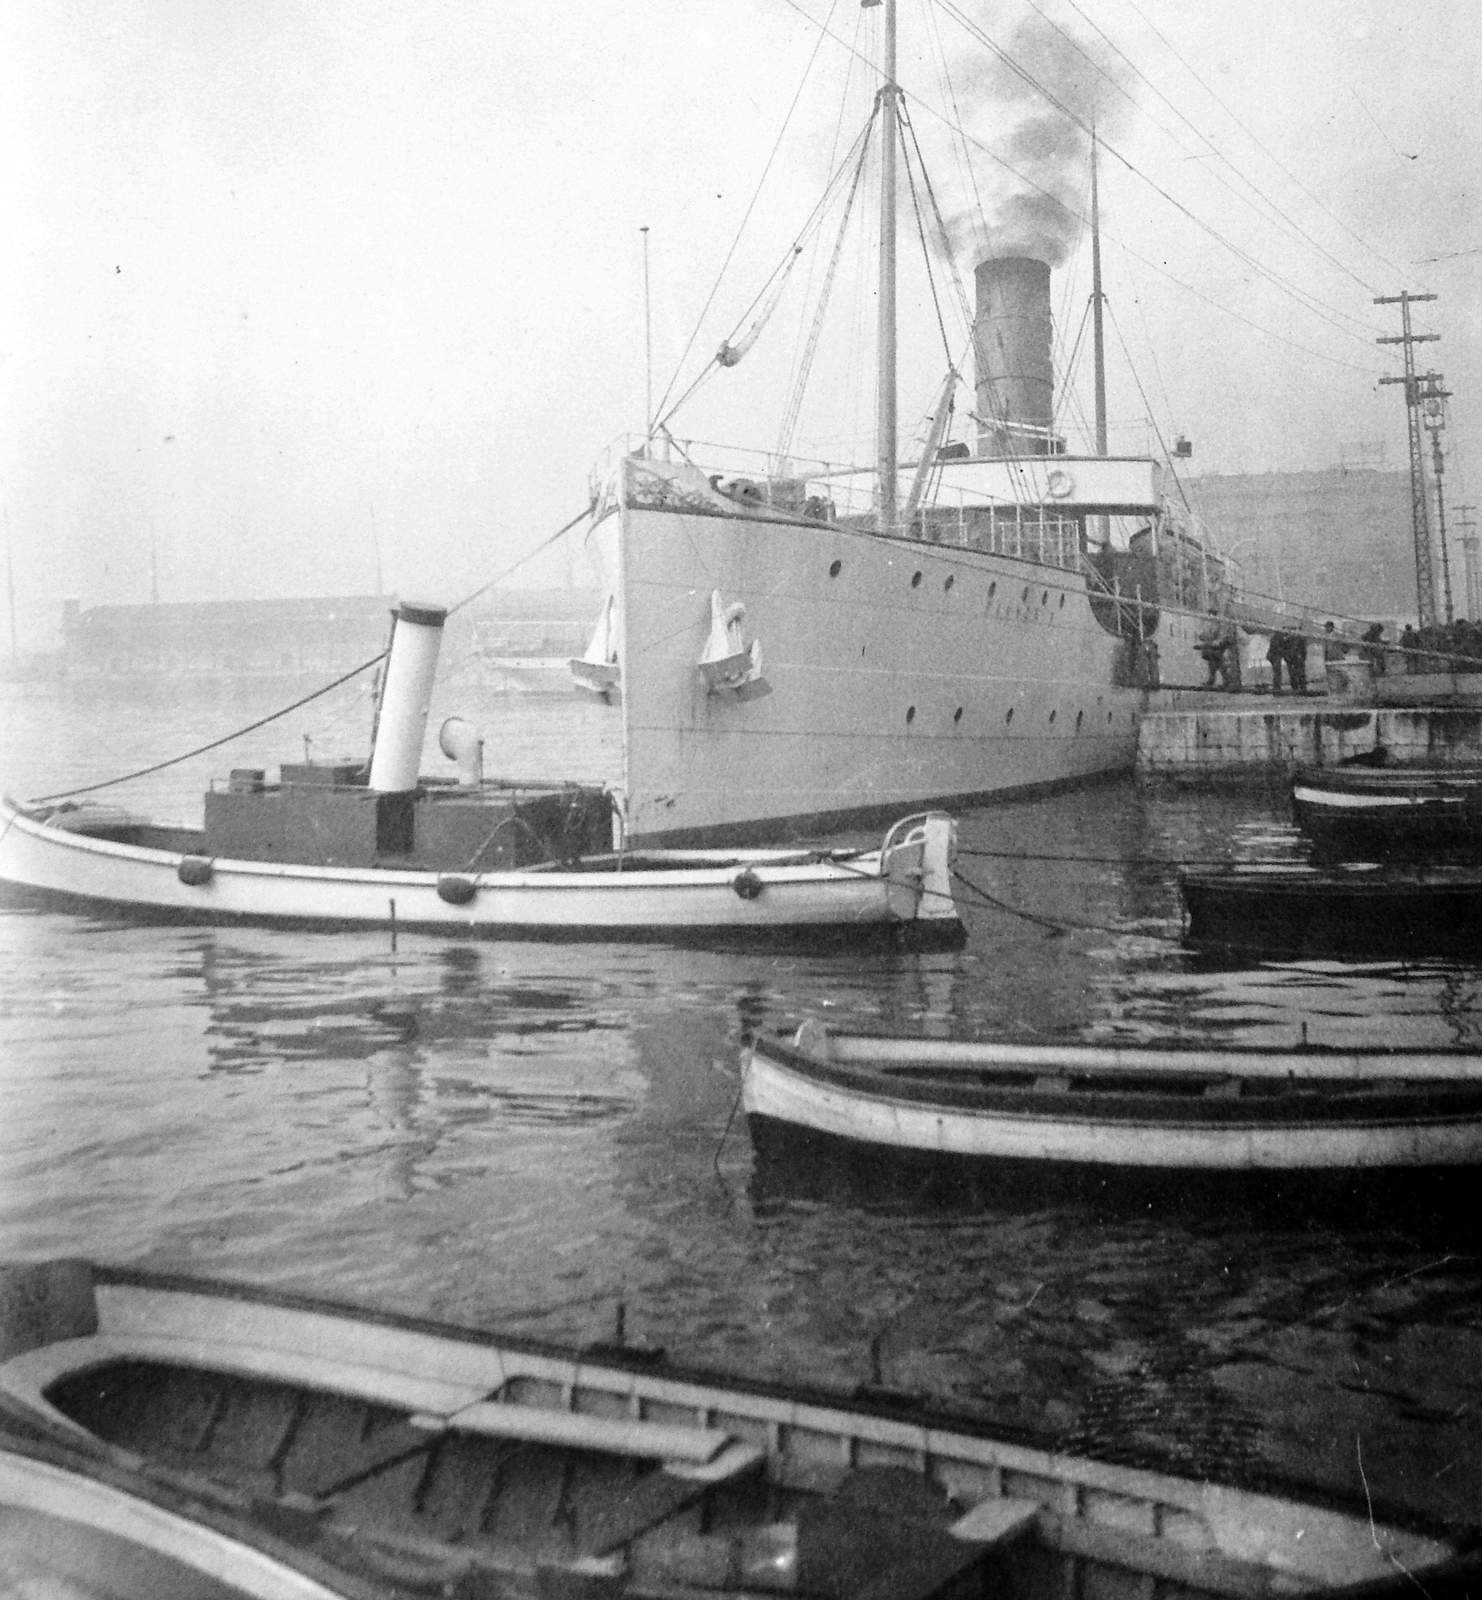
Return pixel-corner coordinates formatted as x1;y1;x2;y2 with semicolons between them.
1090;131;1107;459
1090;131;1109;547
875;0;898;532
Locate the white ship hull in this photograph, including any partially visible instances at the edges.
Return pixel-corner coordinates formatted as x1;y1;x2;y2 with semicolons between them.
595;491;1211;844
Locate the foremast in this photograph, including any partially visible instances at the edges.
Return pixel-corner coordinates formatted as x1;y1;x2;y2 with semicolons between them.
874;0;898;534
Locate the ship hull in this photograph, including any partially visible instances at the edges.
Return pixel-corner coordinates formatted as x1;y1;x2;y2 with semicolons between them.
597;500;1208;843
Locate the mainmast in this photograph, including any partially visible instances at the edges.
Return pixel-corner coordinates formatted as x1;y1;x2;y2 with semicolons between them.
1090;131;1110;547
875;0;898;532
1090;132;1107;458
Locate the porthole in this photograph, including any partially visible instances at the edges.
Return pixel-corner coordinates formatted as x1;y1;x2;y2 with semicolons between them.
1005;707;1015;725
1107;711;1113;723
1076;709;1084;729
911;570;923;588
953;706;964;724
944;574;955;592
988;580;997;599
1058;593;1066;609
906;706;916;725
1049;709;1057;723
1041;590;1049;605
1021;586;1030;603
829;559;842;578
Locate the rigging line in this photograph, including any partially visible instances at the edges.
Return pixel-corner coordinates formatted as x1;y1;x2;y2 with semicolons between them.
898;113;955;369
657;114;877;434
931;1;1386;348
37;503;596;804
1116;233;1179;442
653;0;841;422
778;118;875;460
1104;299;1191;513
1118;0;1410;285
786;1;867;413
1043;0;1384;302
899;100;974;333
30;653;388;804
776;0;1390;372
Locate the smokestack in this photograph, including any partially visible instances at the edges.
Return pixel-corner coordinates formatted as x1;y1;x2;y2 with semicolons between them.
973;256;1056;457
369;602;447;793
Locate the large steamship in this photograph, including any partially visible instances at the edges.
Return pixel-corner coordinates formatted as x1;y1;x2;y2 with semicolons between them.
578;5;1240;847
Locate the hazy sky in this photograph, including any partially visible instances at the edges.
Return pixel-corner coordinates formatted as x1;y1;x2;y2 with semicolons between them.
1;0;1478;646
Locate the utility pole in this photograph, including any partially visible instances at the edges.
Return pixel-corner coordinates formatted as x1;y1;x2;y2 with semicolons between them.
1376;290;1440;627
1419;374;1454;623
1458;504;1479;622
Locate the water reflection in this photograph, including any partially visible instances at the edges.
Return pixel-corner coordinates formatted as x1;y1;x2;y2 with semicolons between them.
7;681;1482;1532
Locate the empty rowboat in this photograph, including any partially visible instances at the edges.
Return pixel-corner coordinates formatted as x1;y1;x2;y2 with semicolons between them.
0;1259;1463;1598
1291;763;1482;857
742;1022;1482;1173
1179;862;1482;958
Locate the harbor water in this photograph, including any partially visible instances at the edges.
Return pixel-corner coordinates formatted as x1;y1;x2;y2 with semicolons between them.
3;668;1481;1533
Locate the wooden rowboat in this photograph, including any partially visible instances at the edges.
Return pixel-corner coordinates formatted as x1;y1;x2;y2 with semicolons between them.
742;1022;1482;1173
0;1259;1464;1598
0;795;961;945
1179;861;1482;958
1291;764;1482;857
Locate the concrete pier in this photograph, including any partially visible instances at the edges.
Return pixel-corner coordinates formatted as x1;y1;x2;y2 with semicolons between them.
1137;691;1482;782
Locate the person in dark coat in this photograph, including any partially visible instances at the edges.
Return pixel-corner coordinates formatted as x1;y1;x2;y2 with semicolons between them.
1284;632;1308;694
1266;630;1288;694
1361;621;1386;676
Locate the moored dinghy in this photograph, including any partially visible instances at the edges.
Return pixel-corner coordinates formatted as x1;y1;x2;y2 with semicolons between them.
1291;762;1482;857
743;1022;1482;1173
0;599;962;945
0;1259;1464;1598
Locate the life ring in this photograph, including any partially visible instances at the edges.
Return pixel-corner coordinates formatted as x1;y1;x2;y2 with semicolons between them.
732;868;764;900
1046;469;1074;499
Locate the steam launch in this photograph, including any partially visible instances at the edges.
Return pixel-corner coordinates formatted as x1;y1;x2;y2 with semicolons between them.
579;0;1240;846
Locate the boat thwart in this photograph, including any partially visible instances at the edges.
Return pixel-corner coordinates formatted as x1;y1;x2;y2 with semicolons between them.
0;1259;1463;1598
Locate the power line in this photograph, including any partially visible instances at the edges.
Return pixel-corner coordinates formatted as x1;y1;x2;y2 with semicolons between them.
931;0;1388;350
1050;0;1385;303
1117;0;1412;285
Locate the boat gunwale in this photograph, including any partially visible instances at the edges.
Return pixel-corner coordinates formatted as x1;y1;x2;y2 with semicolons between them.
747;1036;1482;1127
0;796;896;891
9;1263;1462;1557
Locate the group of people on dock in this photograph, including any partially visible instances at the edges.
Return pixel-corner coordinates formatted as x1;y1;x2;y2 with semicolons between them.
1394;618;1482;675
1198;609;1482;691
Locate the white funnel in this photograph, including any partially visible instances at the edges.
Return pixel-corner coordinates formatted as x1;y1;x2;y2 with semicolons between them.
369;602;447;793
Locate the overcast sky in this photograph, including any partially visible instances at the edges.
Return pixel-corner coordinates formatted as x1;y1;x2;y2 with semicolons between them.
1;0;1477;646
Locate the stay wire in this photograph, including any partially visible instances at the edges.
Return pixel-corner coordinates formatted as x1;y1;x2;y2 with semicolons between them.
773;0;1388;378
930;0;1384;349
33;502;596;804
1043;0;1384;303
653;0;841;424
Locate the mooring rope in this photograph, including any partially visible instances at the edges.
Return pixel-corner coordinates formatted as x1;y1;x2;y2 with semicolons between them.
30;502;596;804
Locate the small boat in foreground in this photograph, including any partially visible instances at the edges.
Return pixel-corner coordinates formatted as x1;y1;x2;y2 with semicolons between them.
0;1259;1463;1598
743;1022;1482;1172
1179;862;1482;957
0;1431;345;1598
1291;763;1482;856
0;602;962;945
